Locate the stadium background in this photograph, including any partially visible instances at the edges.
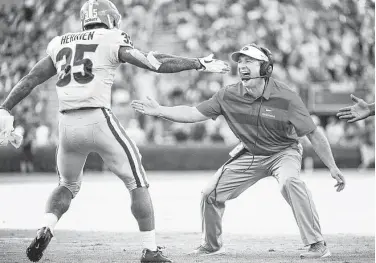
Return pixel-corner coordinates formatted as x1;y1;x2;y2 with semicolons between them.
0;0;375;171
0;1;375;262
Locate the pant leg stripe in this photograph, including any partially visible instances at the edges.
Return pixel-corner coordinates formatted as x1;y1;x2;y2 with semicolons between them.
55;145;61;183
106;110;147;186
108;111;148;185
101;108;142;188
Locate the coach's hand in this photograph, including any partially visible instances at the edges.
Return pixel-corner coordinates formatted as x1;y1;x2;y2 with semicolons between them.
336;94;371;123
197;54;230;74
330;167;346;192
131;96;161;117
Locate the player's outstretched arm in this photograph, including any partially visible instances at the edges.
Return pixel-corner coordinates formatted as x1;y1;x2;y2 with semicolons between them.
306;128;346;192
131;97;210;123
119;47;230;74
336;94;375;123
0;56;56;111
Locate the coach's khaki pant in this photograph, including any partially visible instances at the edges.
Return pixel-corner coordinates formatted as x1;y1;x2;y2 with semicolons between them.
201;147;323;251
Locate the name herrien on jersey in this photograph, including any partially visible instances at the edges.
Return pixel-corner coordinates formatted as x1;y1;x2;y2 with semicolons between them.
61;31;95;45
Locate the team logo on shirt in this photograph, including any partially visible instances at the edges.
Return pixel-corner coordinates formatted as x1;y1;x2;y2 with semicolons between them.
262;108;275;118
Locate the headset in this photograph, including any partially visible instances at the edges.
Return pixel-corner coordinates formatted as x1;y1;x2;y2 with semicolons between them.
247;43;274;79
206;45;273;204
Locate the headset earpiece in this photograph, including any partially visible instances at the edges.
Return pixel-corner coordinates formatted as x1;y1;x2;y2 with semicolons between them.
258;46;273;78
266;64;273;75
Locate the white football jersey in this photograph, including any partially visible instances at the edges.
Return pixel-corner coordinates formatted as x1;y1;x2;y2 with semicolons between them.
46;28;133;111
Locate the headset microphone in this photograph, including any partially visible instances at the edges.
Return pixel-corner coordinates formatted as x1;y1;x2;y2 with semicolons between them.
242;71;270;82
244;75;268;80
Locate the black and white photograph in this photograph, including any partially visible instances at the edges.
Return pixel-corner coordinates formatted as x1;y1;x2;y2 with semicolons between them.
0;0;374;262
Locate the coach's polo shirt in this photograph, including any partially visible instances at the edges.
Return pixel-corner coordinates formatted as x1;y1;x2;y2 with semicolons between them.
196;78;316;155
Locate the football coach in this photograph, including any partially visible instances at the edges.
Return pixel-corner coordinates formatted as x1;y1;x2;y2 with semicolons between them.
131;44;346;259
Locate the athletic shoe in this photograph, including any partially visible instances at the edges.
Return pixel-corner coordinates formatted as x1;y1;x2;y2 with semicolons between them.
26;227;53;262
140;246;173;262
191;245;226;256
300;241;331;259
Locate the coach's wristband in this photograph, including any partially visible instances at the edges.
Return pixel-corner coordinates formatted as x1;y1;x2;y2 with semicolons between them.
0;106;11;114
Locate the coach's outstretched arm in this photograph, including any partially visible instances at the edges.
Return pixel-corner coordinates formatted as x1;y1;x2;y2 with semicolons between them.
306;128;346;192
131;97;210;123
119;46;230;74
0;57;56;112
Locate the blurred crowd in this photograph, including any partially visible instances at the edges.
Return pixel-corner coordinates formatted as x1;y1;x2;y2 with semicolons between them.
0;0;374;168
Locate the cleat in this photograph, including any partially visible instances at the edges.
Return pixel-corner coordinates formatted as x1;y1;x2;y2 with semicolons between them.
190;245;226;256
26;227;53;262
300;241;331;259
140;246;173;262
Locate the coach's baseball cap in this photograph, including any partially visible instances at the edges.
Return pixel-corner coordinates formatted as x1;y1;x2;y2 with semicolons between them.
231;44;269;62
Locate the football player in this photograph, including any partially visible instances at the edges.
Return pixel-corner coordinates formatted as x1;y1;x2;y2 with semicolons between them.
0;0;229;262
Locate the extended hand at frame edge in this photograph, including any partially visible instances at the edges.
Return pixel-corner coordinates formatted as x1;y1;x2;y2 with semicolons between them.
0;108;23;148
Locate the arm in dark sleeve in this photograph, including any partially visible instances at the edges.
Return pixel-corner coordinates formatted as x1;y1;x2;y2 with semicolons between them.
1;56;56;111
111;30;202;72
288;95;316;137
118;46;202;73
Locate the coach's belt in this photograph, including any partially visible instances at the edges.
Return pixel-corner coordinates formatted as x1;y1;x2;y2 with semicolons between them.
60;107;103;114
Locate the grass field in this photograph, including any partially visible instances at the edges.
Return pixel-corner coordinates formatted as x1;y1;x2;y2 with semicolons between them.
0;169;374;263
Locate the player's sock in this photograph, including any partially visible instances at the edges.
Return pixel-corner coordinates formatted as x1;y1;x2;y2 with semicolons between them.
41;213;58;234
140;229;157;251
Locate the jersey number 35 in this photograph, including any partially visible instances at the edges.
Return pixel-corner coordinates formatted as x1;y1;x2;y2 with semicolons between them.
56;44;98;87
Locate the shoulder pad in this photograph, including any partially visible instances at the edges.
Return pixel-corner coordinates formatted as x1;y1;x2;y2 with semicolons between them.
112;29;134;48
46;36;61;58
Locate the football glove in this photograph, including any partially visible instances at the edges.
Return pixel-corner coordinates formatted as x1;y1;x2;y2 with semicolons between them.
0;109;23;148
197;54;230;74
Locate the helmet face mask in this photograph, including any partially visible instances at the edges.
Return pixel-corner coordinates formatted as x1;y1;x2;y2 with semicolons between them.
80;0;121;31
